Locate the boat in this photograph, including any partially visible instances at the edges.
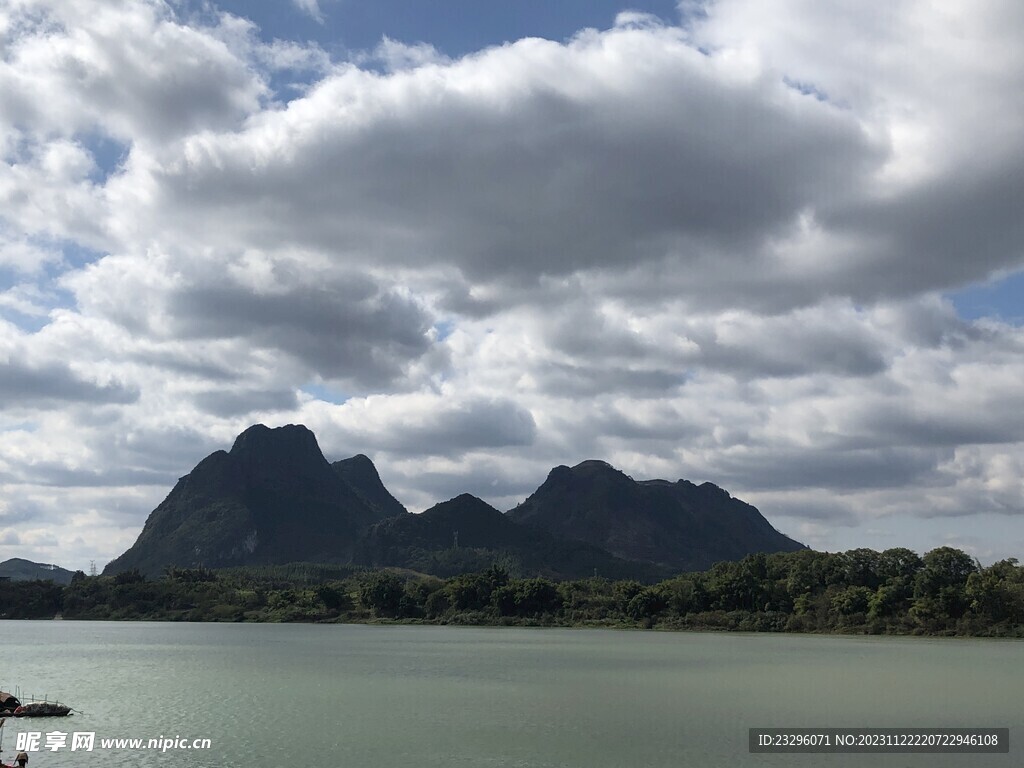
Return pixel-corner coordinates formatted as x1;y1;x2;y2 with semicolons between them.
0;692;72;718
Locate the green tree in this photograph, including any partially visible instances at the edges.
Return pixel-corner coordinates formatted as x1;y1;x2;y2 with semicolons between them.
965;559;1024;627
831;585;872;616
867;584;907;621
315;583;350;612
113;568;145;585
494;578;562;617
446;565;509;612
914;547;977;621
840;549;882;589
357;571;404;617
626;587;667;621
877;548;923;583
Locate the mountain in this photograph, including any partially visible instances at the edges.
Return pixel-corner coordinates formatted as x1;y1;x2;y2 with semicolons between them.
105;424;405;576
104;423;805;580
354;493;669;582
332;454;407;519
0;558;75;585
507;460;805;572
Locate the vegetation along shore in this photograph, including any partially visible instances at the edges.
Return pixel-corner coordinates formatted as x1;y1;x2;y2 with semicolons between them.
3;546;1022;637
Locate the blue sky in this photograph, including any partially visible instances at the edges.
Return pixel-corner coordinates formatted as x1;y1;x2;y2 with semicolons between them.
949;270;1024;324
1;0;1024;570
199;0;683;57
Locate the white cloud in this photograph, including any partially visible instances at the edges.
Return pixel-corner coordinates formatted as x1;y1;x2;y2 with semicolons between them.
0;0;265;145
102;21;879;298
291;0;324;25
2;0;1024;569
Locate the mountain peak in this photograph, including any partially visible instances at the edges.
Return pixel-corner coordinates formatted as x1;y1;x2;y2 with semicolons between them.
228;423;329;482
576;458;634;476
332;454;407;519
430;493;500;517
573;459;614;471
105;424;402;576
230;423;323;459
343;453;374;468
543;460;629;487
509;460;806;571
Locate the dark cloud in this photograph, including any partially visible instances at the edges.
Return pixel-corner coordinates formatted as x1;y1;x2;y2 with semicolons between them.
318;396;537;458
588;406;703;443
0;360;138;408
741;494;861;527
192;387;300;417
856;404;1024;450
0;499;41;526
167;278;434;388
694;324;888;379
0;529;21;545
131;350;242;382
712;446;950;492
826;160;1024;301
6;462;178;488
541;300;891;384
535;362;688;398
387;466;533;509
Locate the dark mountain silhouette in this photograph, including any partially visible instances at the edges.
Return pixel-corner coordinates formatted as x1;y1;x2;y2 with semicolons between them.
507;460;805;571
354;493;669;581
332;454;407;519
104;423;804;580
0;558;75;585
105;424;404;576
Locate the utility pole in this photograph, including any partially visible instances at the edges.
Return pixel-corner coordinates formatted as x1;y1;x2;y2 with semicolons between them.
89;561;97;577
453;530;459;550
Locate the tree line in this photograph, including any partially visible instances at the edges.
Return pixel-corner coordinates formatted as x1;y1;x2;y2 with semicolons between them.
2;546;1022;635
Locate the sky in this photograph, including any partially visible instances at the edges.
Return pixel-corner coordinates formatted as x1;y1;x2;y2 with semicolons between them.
1;0;1023;572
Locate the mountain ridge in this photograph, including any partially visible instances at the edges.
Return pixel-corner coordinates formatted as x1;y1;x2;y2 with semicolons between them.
0;557;75;585
104;424;403;576
354;493;670;581
104;424;805;578
507;459;806;571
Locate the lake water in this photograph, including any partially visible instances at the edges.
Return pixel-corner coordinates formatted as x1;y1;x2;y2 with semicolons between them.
2;621;1021;767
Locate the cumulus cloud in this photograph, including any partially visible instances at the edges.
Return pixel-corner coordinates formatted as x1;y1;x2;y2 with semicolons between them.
192;388;300;418
62;251;438;389
0;325;138;409
0;229;62;274
104;22;878;299
2;0;1024;568
0;1;265;145
0;362;136;408
309;393;537;459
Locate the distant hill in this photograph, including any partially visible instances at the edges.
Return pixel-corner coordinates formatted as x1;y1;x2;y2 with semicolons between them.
0;558;75;585
104;424;405;576
507;460;805;571
354;493;670;582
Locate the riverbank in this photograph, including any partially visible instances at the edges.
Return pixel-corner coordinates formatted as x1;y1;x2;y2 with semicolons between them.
3;547;1023;637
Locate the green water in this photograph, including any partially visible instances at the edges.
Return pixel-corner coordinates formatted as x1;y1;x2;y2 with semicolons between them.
2;621;1020;767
